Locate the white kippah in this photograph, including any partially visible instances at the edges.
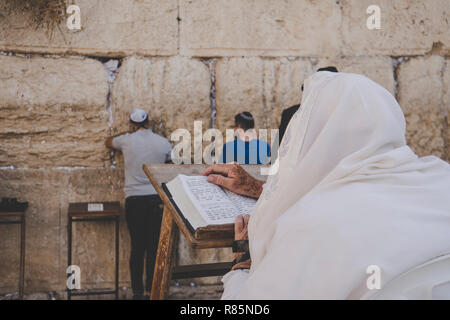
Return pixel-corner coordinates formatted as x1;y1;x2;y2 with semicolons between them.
130;108;148;123
239;112;254;121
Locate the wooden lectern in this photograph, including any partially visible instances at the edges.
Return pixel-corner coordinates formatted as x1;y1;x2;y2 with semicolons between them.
143;164;266;300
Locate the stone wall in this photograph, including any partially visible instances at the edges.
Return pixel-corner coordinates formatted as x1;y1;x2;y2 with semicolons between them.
0;0;449;297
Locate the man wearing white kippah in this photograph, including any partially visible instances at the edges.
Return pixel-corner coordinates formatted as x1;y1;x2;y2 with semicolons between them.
106;108;172;300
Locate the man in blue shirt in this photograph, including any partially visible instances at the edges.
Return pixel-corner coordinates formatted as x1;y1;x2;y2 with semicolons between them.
220;112;271;165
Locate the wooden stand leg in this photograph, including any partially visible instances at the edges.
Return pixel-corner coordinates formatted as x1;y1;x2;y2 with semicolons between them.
150;206;178;300
114;216;120;300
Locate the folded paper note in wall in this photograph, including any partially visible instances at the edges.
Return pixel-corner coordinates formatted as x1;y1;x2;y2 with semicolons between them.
88;203;104;212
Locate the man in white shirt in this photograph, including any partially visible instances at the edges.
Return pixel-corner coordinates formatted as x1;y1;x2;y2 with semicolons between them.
106;108;171;300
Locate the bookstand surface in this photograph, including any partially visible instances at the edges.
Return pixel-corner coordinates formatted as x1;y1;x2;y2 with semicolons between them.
143;164;267;300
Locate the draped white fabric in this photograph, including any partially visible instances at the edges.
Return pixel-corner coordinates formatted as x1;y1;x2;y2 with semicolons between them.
221;72;450;299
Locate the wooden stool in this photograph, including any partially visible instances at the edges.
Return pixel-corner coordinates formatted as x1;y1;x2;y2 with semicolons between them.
67;202;120;300
0;207;27;299
143;164;267;300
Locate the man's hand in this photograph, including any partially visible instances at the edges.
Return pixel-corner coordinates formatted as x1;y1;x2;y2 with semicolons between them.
232;214;251;270
105;136;116;149
234;214;250;241
202;163;264;199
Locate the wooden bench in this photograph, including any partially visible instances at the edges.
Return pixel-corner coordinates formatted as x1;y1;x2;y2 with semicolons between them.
67;202;120;300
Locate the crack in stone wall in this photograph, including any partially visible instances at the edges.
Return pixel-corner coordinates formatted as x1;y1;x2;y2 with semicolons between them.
391;56;410;99
201;58;218;129
97;57;122;168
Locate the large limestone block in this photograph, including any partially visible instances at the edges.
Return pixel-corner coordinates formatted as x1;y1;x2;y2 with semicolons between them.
112;56;212;146
216;57;314;136
0;0;178;57
398;56;446;159
342;0;450;55
215;58;265;133
316;56;395;95
264;58;314;129
0;55;109;168
180;0;342;57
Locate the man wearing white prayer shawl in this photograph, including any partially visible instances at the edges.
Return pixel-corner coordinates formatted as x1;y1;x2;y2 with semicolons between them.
203;71;450;299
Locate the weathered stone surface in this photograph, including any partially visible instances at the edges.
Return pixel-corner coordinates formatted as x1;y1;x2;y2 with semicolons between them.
0;0;178;57
180;0;342;57
316;56;395;95
215;57;265;133
264;58;314;129
342;0;450;55
216;57;314;136
398;56;446;159
0;55;109;168
112;56;211;163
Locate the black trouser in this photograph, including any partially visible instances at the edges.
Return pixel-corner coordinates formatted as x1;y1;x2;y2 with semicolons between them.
125;194;163;296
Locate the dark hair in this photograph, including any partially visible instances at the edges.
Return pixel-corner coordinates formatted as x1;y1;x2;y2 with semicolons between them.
317;66;338;73
235;112;255;131
301;66;338;91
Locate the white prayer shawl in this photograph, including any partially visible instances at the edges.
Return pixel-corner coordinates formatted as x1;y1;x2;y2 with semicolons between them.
222;72;450;299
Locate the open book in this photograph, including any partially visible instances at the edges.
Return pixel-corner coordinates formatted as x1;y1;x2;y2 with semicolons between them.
165;174;257;232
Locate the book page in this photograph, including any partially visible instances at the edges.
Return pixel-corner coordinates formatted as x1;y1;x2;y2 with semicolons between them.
224;189;257;214
179;175;242;225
